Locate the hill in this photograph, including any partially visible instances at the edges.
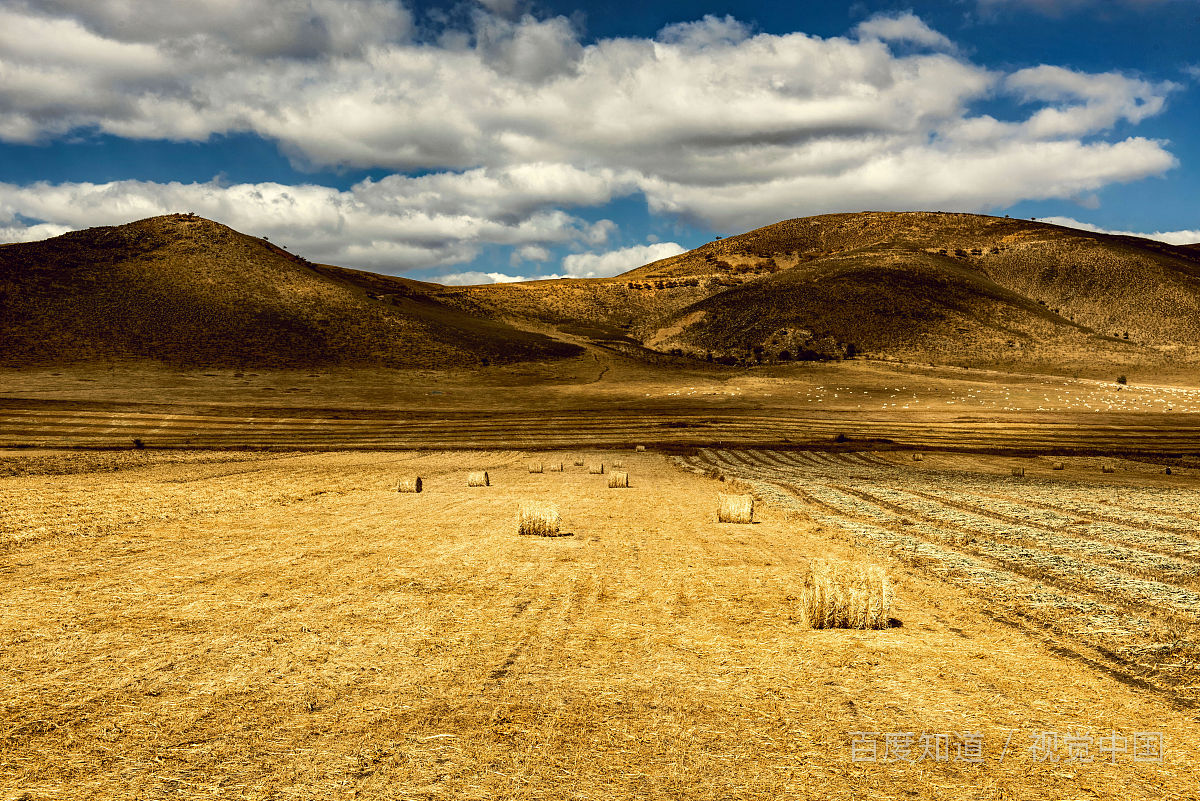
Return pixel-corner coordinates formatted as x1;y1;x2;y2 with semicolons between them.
449;212;1200;370
4;211;1200;372
0;214;580;368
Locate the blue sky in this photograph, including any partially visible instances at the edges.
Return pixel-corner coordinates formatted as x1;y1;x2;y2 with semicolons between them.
0;0;1197;282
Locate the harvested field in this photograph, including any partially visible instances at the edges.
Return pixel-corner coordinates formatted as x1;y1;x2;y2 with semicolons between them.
679;448;1200;704
3;449;1198;798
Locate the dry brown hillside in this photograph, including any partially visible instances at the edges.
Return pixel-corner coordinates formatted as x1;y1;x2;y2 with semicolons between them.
4;211;1200;372
452;212;1200;370
0;214;580;368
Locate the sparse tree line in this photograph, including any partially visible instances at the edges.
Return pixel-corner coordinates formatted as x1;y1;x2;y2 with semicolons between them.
626;277;701;290
936;246;1007;257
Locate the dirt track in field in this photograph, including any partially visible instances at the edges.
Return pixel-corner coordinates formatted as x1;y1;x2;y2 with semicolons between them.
3;450;1199;799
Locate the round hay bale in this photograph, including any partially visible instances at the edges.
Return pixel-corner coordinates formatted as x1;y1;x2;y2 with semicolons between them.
1052;462;1065;470
635;445;646;452
911;453;924;462
517;501;561;536
573;458;584;466
800;558;893;630
528;462;544;474
611;459;624;469
468;470;490;487
1101;464;1116;474
1010;467;1025;478
1165;466;1173;475
608;470;629;488
717;492;754;524
588;463;605;475
397;476;423;493
548;462;564;472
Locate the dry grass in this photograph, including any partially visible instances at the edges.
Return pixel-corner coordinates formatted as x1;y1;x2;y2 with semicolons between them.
516;500;562;536
608;470;629;488
468;470;490;486
3;449;1199;800
588;463;605;475
396;476;423;493
717;492;754;523
800;558;894;630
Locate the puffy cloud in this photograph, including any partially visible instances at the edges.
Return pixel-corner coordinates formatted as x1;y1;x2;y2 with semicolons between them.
0;5;1184;273
1006;66;1175;137
11;0;412;57
511;244;551;264
475;13;583;83
560;242;686;278
855;11;956;51
438;270;531;285
0;220;71;242
657;15;752;48
0;168;622;272
1040;216;1200;246
640;137;1176;233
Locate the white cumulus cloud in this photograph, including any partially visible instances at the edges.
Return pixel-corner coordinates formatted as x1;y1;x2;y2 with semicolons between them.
0;5;1185;275
855;11;956;51
0;168;621;272
560;242;687;278
1040;216;1200;245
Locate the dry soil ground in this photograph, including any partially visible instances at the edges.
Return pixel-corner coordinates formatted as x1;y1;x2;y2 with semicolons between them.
4;358;1200;453
2;448;1199;800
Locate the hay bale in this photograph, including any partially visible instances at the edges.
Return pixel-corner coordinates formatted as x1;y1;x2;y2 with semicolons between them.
468;470;490;487
573;458;584;466
635;445;646;452
528;462;544;474
911;453;924;462
548;462;564;472
608;470;629;488
397;476;423;493
517;501;561;536
718;493;754;523
588;463;605;475
1165;466;1173;475
1101;464;1116;474
1010;467;1025;478
611;459;624;469
800;558;893;630
1052;462;1065;470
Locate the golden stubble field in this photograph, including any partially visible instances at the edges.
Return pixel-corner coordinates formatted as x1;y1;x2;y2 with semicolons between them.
3;448;1199;800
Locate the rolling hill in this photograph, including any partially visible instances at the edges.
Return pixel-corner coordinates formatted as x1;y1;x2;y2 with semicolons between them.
452;212;1200;370
0;214;580;368
3;211;1200;372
